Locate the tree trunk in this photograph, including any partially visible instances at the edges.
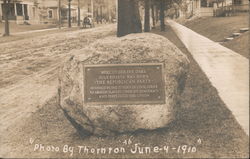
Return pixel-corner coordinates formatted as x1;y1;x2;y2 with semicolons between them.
58;0;62;29
100;6;103;24
96;8;99;24
155;5;159;24
144;0;150;32
107;0;111;22
91;0;94;19
151;3;155;29
160;0;165;31
68;0;71;28
117;0;142;37
3;0;10;36
77;0;80;26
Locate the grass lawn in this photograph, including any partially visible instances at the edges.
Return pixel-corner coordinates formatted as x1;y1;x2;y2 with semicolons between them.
2;25;248;158
153;25;249;158
0;22;57;34
184;13;249;58
223;32;249;58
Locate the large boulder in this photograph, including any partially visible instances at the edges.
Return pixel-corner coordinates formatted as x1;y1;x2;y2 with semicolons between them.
58;33;189;136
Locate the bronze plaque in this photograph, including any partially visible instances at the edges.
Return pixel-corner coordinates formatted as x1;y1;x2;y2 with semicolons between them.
83;63;165;105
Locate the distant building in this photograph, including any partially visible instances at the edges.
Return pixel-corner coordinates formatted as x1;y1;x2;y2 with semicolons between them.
37;0;60;24
0;0;61;24
200;0;233;16
179;0;248;18
0;0;36;24
174;0;201;19
233;0;249;11
199;0;249;16
185;0;201;18
0;0;87;24
0;0;115;24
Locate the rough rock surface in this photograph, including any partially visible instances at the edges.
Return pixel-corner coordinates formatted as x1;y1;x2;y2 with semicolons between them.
58;33;189;136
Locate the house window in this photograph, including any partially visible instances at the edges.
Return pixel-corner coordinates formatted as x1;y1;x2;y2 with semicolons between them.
1;3;15;16
234;0;242;5
1;3;16;20
201;0;213;7
16;3;23;16
48;10;53;18
33;7;36;18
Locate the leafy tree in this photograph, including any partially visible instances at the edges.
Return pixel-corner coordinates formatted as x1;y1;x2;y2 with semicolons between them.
117;0;185;36
153;0;183;31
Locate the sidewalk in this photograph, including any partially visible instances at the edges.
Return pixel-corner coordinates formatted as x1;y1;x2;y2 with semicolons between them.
6;23;110;36
168;20;249;135
12;26;78;35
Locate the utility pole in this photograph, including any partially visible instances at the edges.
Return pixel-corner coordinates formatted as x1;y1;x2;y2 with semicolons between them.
91;0;94;18
68;0;72;28
3;0;10;36
78;0;80;26
100;5;103;23
116;0;118;21
191;0;194;16
107;0;111;22
58;0;61;29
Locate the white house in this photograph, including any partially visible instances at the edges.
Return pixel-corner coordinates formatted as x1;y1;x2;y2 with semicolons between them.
233;0;249;11
199;0;249;16
180;0;248;17
0;0;114;24
0;0;87;24
0;0;60;24
0;0;36;24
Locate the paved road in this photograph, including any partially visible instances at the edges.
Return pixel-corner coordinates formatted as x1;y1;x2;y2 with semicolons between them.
168;20;249;135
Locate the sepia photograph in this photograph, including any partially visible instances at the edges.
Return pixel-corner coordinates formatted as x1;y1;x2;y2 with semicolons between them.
0;0;249;158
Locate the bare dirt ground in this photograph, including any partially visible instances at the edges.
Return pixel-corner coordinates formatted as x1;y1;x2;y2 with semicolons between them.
0;25;116;156
0;24;248;158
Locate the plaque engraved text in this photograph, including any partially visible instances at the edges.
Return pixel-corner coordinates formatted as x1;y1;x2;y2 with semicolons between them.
84;63;165;104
